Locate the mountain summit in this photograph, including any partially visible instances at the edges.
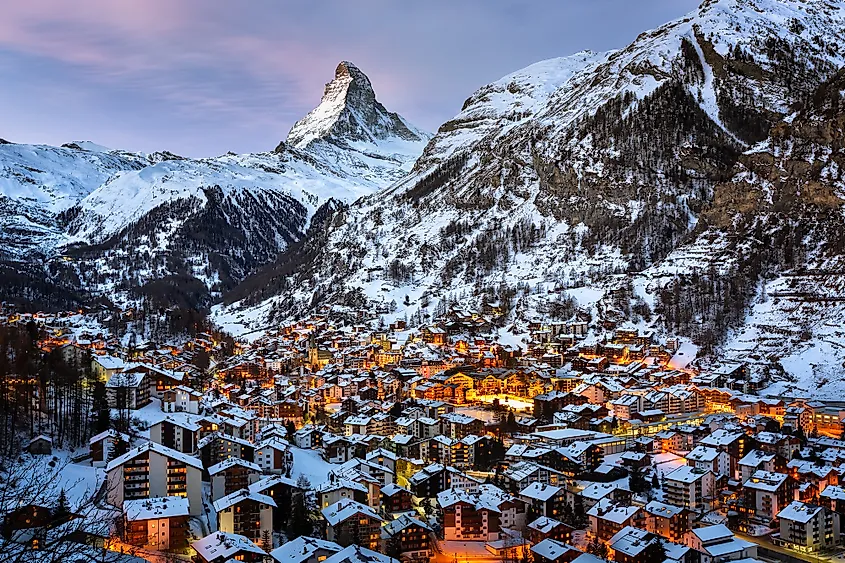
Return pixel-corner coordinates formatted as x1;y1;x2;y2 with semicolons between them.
286;61;429;152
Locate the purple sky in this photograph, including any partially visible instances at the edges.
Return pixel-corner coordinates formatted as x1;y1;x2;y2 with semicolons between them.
1;0;701;157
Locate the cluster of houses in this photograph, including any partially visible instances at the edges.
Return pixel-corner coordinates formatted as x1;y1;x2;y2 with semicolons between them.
6;304;845;563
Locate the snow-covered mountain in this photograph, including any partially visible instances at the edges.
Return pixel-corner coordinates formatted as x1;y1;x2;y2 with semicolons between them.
217;0;845;369
0;63;429;309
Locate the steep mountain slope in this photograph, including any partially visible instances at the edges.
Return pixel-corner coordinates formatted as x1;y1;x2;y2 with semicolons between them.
219;0;845;333
652;67;845;398
0;63;429;310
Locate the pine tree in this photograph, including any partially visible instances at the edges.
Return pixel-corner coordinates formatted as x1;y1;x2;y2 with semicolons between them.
55;489;70;518
287;488;313;538
91;381;110;434
651;472;660;490
506;411;517;434
261;529;272;552
642;540;668;563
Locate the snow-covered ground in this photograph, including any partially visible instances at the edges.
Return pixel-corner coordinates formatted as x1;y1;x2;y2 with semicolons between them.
289;446;335;488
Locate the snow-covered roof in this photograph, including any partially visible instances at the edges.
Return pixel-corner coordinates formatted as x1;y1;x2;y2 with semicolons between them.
580;482;618;501
208;457;262;476
520;482;562;502
665;465;711;484
687;445;720;462
106;440;202;471
700;429;744;447
692;524;734;543
586;498;639;524
93;355;125;370
745;470;788;492
322;545;398;563
213;488;277;513
821;485;845;501
270;537;342;563
321;499;383;526
528;516;567;534
124;496;189;521
778;501;823;524
644;500;685;518
531;539;578;562
192;531;266;560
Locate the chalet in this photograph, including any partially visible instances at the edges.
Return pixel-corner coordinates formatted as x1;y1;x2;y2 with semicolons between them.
89;429;131;467
437;484;526;542
381;483;413;514
149;417;199;454
106;370;150;410
255;436;293;474
531;538;581;563
520;482;566;519
526;516;574;545
587;499;642;542
321;500;384;551
162;385;202;414
213;488;275;545
686;524;757;563
699;429;755;480
198;432;255;471
776;501;839;552
664;466;715;511
380;514;432;560
686;446;730;477
738;450;781;483
440;412;484;440
123;496;190;551
26;435;52;456
91;355;125;382
742;470;796;521
643;500;689;543
609;526;696;563
209;457;262;501
317;479;370;510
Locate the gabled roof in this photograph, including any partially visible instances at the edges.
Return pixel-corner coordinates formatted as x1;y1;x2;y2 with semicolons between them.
208;457;262;476
778;501;823;524
322;545;398;563
586;498;639;524
270;537;342;563
124;496;189;521
531;539;579;562
321;500;383;526
106;440;202;471
249;474;300;494
192;531;266;560
212;488;277;512
520;482;562;502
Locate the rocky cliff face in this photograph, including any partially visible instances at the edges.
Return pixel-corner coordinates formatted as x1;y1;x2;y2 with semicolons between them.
288;61;428;151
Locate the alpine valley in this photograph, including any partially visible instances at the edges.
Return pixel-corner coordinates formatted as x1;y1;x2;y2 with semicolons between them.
4;0;845;398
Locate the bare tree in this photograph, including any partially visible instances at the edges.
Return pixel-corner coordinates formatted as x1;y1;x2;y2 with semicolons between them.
0;456;124;563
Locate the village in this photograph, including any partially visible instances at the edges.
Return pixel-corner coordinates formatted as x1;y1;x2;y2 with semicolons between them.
2;303;845;563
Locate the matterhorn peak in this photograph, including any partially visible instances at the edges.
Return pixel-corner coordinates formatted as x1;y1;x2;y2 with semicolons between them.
286;61;429;152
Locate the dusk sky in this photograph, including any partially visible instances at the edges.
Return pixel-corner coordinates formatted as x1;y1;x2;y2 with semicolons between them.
1;1;702;157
